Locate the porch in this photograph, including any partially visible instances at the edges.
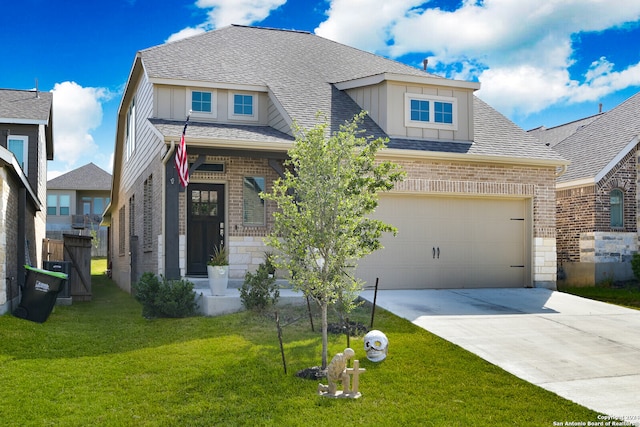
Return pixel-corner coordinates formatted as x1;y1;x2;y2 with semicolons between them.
189;277;306;316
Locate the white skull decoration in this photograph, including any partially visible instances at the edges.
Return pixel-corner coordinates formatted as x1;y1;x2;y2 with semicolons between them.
364;330;388;362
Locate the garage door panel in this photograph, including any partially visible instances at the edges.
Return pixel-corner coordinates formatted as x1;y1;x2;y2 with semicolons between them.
355;195;529;289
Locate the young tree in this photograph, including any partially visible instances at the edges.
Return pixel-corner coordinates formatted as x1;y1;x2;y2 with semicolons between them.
262;112;405;369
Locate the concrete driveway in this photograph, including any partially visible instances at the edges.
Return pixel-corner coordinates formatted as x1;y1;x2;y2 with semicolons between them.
359;288;640;424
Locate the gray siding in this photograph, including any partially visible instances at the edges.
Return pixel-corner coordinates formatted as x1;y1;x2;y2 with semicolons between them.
121;73;157;193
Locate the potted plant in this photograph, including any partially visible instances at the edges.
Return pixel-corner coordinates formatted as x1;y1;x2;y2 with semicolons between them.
207;244;229;296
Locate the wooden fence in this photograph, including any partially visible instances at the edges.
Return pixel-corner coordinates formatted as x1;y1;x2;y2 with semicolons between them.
41;235;93;301
42;238;64;262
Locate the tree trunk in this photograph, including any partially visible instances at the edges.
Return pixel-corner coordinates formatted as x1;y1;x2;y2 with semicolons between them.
321;302;328;370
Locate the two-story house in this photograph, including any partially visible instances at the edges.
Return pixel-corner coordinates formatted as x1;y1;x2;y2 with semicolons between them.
103;25;567;294
0;88;54;314
46;162;112;257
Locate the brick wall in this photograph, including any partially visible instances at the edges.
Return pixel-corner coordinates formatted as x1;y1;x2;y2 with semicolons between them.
115;152;560;286
557;185;595;262
393;158;557;236
171;155;281;279
181;155;281;238
0;169;22;313
556;148;637;264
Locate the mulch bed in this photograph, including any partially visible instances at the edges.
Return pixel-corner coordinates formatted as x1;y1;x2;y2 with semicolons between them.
295;321;368;380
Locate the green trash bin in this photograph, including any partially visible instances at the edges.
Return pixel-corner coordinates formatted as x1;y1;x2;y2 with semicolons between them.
13;265;68;323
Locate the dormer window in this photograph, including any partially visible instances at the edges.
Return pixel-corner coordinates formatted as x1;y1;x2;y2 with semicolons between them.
434;101;453;124
410;99;429;122
229;92;258;121
192;91;212;113
188;89;217;118
405;93;457;130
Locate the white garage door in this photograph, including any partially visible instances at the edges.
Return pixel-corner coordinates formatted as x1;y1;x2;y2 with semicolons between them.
355;195;530;289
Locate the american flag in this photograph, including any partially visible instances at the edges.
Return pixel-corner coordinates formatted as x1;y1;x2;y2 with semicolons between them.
175;114;190;188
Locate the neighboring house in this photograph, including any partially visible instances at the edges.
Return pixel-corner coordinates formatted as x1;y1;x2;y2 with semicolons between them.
532;92;640;285
0;88;54;314
103;25;567;293
46;163;112;257
528;113;602;148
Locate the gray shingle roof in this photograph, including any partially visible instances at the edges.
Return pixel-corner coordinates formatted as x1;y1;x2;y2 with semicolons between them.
528;114;602;148
554;91;640;183
48;162;112;190
149;118;295;144
140;25;564;163
141;26;430;132
0;89;52;123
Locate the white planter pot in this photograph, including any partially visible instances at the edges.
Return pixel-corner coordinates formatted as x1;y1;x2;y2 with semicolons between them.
207;265;229;296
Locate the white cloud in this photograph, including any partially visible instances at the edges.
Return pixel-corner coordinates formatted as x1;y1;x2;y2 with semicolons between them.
51;81;113;170
315;0;419;53
315;0;640;118
166;0;286;42
166;26;207;43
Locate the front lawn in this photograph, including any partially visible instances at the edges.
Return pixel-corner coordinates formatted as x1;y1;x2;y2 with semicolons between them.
0;259;602;426
559;280;640;310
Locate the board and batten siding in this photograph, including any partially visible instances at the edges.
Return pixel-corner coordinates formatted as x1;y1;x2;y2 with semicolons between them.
154;85;272;126
375;82;473;142
345;82;385;130
267;95;291;135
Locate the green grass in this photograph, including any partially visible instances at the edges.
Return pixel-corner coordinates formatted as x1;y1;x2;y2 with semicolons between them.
0;259;603;426
559;280;640;310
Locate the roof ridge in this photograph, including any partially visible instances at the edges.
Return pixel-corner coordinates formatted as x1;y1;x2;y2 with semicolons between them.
230;24;311;35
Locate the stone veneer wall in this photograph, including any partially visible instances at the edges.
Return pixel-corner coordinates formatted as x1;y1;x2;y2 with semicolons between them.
579;232;637;263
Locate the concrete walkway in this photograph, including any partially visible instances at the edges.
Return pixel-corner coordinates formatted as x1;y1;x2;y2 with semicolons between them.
359;288;640;424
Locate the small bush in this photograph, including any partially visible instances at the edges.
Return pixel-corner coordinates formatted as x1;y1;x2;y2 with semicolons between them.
631;253;640;281
240;260;279;311
133;273;197;318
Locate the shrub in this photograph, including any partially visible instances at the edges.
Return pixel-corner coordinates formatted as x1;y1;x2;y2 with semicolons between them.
133;273;197;318
632;253;640;281
240;260;279;311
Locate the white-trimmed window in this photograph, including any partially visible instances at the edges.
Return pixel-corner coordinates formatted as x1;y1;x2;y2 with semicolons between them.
7;135;28;174
125;97;136;161
189;89;217;118
229;92;257;121
404;93;457;130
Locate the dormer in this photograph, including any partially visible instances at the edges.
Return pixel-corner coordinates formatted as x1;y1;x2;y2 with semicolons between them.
151;78;270;125
335;73;480;143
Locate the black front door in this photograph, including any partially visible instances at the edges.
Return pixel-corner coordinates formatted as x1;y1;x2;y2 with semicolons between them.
187;183;225;275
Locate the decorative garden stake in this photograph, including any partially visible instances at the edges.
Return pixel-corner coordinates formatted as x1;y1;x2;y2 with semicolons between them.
318;348;365;399
364;330;388;362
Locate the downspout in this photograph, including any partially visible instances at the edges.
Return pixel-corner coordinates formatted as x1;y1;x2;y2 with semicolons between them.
555;164;568;178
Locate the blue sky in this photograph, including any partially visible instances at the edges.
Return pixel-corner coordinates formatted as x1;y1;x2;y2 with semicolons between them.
3;0;640;179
